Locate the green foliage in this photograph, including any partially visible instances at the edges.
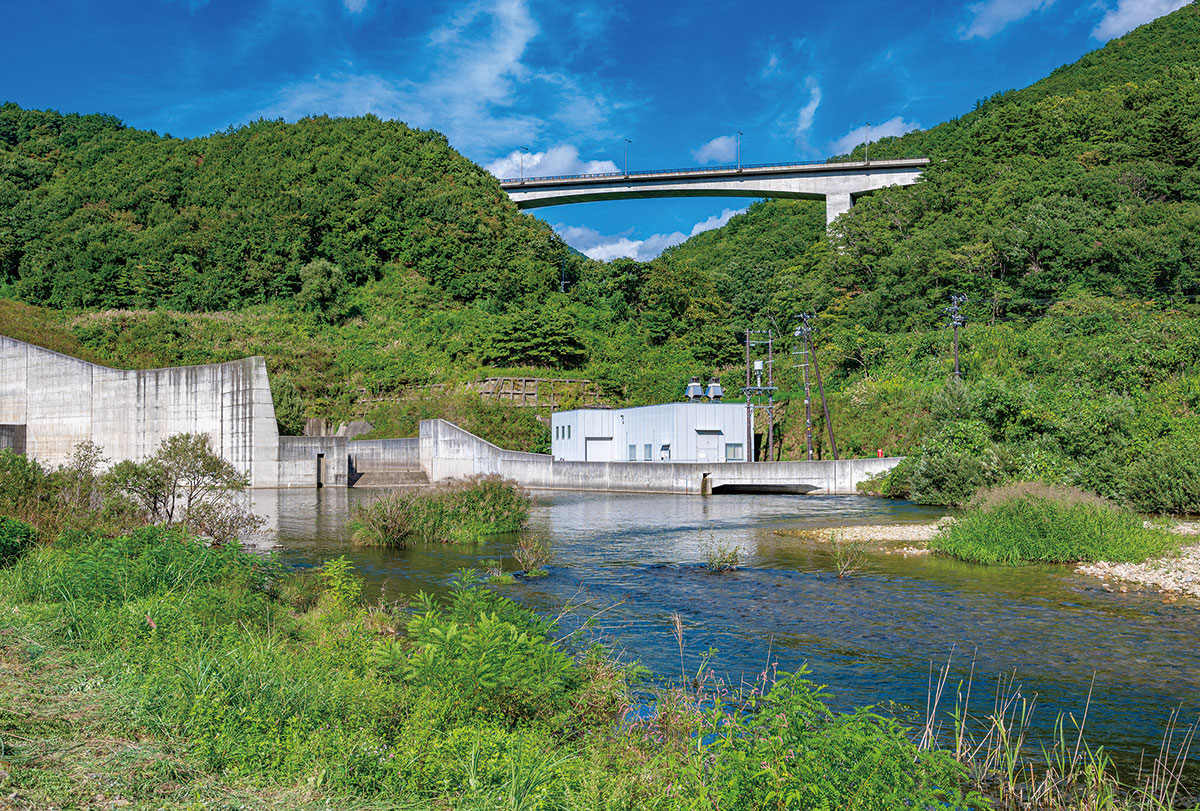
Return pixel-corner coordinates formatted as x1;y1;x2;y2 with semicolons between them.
351;476;530;546
386;579;576;725
679;672;981;810
0;516;34;565
931;484;1177;565
294;258;351;322
318;555;363;613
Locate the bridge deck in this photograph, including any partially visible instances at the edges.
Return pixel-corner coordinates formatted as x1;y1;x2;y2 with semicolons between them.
498;157;929;189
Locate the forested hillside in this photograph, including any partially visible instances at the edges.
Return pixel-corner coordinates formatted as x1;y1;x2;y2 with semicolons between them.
4;5;1200;511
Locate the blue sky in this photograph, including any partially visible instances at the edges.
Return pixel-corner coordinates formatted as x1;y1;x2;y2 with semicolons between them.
2;0;1190;261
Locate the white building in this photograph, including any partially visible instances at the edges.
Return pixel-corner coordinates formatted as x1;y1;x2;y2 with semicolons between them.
550;402;749;463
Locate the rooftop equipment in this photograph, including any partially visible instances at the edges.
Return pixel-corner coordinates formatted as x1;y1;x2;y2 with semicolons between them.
705;377;724;401
684;376;704;402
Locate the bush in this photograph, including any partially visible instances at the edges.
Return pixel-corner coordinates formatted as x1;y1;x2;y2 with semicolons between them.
1122;445;1200;514
931;483;1176;565
688;672;980;810
351;476;530;545
0;516;35;565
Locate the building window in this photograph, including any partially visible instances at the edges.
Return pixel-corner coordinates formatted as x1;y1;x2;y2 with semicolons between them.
725;443;743;461
567;425;571;439
555;426;560;439
628;444;637;460
660;444;671;460
644;443;652;460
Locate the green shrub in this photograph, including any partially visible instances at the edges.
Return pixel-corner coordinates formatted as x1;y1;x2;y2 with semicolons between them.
1122;445;1200;514
351;476;530;545
379;581;576;726
0;516;35;565
931;483;1176;565
684;672;981;810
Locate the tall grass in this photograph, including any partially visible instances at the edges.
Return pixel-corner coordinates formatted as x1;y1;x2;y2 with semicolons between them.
351;475;530;546
931;483;1177;565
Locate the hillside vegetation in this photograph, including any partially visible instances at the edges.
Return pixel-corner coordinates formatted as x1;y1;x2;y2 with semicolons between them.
4;6;1200;511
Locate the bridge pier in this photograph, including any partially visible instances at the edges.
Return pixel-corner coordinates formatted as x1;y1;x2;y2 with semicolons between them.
825;192;853;225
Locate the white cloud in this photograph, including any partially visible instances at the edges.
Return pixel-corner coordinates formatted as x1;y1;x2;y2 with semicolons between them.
555;207;747;262
342;0;368;12
1091;0;1190;40
693;135;737;164
829;116;921;156
688;207;746;235
255;0;614;153
485;144;617;179
794;76;821;150
960;0;1055;39
761;49;781;78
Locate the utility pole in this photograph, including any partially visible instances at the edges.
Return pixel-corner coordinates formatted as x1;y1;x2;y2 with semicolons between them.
745;329;752;460
624;138;631;176
799;313;838;460
737;130;743;170
743;328;778;462
792;323;814;460
946;293;966;378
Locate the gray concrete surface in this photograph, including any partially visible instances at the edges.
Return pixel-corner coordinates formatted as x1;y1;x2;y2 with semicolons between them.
1;334;283;486
501;158;929;226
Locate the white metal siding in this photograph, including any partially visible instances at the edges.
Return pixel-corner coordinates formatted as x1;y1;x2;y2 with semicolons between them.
551;402;747;463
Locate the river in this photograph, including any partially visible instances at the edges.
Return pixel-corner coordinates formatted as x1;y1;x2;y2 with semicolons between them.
253;488;1200;778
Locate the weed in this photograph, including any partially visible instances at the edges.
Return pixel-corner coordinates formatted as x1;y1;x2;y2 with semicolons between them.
932;485;1176;565
512;537;552;573
699;533;741;572
352;476;530;546
831;531;869;578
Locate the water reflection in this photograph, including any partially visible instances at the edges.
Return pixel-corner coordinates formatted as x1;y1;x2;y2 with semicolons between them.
254;488;1200;772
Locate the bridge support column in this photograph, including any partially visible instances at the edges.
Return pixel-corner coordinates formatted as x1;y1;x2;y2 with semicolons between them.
825;192;852;227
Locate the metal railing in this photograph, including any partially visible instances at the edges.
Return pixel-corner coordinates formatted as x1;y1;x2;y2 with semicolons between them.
499;156;927;185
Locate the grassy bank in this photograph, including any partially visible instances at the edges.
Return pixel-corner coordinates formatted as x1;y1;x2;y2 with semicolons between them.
0;522;1196;809
931;484;1177;565
350;476;531;546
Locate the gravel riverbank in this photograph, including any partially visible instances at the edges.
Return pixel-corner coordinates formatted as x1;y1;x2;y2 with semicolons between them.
1077;524;1200;598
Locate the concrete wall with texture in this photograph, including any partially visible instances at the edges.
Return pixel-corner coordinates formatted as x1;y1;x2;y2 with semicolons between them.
0;334;282;486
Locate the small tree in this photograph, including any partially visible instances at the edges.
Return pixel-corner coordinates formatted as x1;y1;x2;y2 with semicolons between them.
105;433;263;545
295;258;350;322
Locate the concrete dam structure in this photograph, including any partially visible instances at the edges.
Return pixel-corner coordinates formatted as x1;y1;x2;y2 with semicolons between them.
1;334;900;494
500;158;930;226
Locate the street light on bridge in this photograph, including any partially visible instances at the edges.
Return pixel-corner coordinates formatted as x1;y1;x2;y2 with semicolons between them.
737;131;743;171
624;138;631;176
519;146;529;181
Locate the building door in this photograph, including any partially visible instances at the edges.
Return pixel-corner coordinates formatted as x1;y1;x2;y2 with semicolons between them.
585;437;612;462
696;430;720;462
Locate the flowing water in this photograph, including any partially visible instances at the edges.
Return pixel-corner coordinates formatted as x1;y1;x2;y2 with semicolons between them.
253;488;1200;776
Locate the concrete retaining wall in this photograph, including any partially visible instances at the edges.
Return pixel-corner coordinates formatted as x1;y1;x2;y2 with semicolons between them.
0;334;282;486
278;436;348;488
419;419;900;494
349;438;421;473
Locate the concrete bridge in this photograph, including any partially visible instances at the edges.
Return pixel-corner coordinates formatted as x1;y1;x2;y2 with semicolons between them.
500;157;930;226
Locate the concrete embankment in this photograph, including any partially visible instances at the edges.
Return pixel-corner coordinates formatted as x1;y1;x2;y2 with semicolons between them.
417;418;900;495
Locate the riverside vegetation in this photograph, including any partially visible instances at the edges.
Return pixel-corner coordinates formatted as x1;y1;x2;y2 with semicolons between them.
930;483;1179;566
5;6;1200;514
0;521;1197;810
350;476;531;546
